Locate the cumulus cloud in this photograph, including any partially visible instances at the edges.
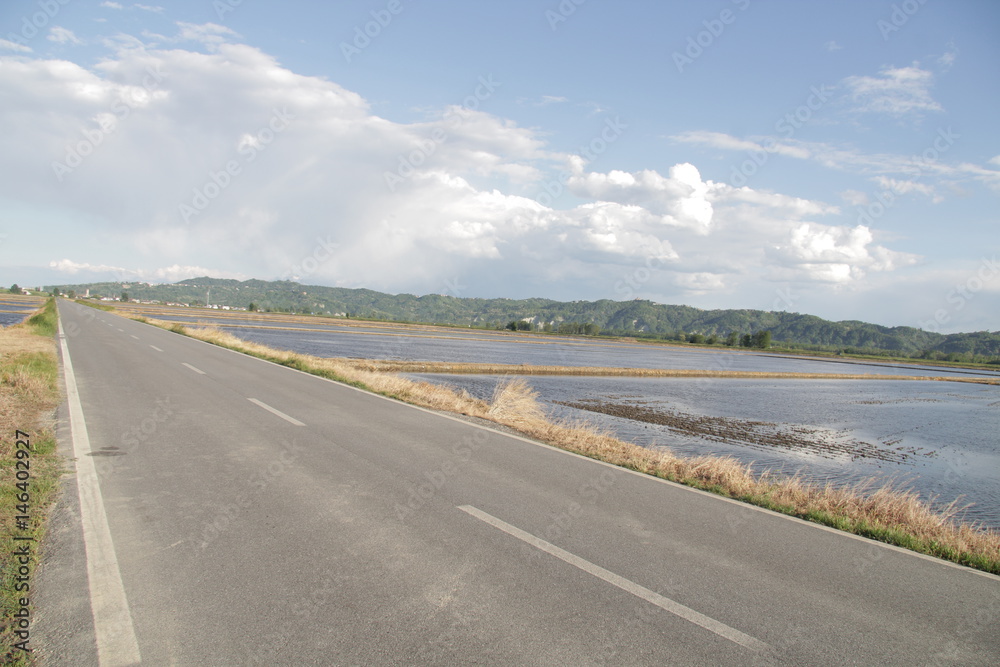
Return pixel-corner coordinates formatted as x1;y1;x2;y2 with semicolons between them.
3;23;925;308
566;163;719;233
767;224;917;283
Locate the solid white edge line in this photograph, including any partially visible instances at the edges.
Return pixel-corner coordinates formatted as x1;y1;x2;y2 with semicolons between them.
247;398;306;426
181;362;206;375
458;504;770;652
58;318;142;666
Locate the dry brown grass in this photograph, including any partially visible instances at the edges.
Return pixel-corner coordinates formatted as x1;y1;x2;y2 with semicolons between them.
0;302;61;666
0;316;59;438
133;316;1000;572
346;359;1000;385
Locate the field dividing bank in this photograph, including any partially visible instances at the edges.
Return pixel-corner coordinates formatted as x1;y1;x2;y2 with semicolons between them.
346;359;1000;385
117;313;1000;575
0;299;62;665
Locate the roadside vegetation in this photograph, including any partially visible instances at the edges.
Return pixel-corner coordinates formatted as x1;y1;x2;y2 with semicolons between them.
127;313;1000;574
342;359;1000;386
0;299;62;665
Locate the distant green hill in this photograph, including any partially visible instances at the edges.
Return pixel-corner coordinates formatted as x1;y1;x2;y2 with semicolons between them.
51;277;1000;361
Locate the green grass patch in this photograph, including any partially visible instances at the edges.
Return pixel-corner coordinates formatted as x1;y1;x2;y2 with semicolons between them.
23;300;57;339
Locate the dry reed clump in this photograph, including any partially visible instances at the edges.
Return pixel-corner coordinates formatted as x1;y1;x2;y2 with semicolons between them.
140;317;1000;570
488;377;546;425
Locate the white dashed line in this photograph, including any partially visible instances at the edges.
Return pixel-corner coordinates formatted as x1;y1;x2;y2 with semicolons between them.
458;505;769;652
182;362;206;375
247;398;306;426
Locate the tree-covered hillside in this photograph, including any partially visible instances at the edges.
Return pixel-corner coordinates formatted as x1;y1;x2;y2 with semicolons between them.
51;277;1000;359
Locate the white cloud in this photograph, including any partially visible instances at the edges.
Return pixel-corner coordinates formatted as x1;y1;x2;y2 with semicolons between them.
3;24;927;311
842;64;943;117
48;27;83;46
101;1;124;8
824;40;842;52
50;259;126;275
873;176;934;197
672;128;1000;199
0;38;32;53
840;190;869;206
566;163;719;233
176;22;238;46
49;259;244;283
672;131;811;160
135;4;165;13
767;224;917;283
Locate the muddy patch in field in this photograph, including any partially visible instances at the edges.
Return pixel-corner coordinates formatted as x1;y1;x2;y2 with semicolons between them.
555;398;938;464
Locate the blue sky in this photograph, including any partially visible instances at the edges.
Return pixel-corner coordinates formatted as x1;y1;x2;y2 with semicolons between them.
1;0;998;332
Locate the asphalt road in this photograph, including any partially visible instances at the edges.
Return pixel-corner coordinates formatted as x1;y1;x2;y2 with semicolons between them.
33;300;1000;665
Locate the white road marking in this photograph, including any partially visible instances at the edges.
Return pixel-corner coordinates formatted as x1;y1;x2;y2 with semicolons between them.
130;335;139;340
59;320;142;666
247;398;306;426
458;505;770;652
182;362;206;375
150;345;163;352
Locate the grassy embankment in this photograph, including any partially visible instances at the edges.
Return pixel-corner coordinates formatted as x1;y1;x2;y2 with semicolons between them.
345;359;1000;385
0;299;62;666
122;312;1000;574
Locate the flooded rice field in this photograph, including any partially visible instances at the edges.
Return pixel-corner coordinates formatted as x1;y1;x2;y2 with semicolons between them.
0;299;39;327
130;307;1000;528
409;374;1000;529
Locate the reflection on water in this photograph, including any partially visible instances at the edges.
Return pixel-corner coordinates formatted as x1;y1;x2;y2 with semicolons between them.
0;310;33;327
150;312;1000;529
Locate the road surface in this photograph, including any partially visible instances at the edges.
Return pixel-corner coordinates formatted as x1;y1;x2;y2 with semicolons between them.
33;300;1000;665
